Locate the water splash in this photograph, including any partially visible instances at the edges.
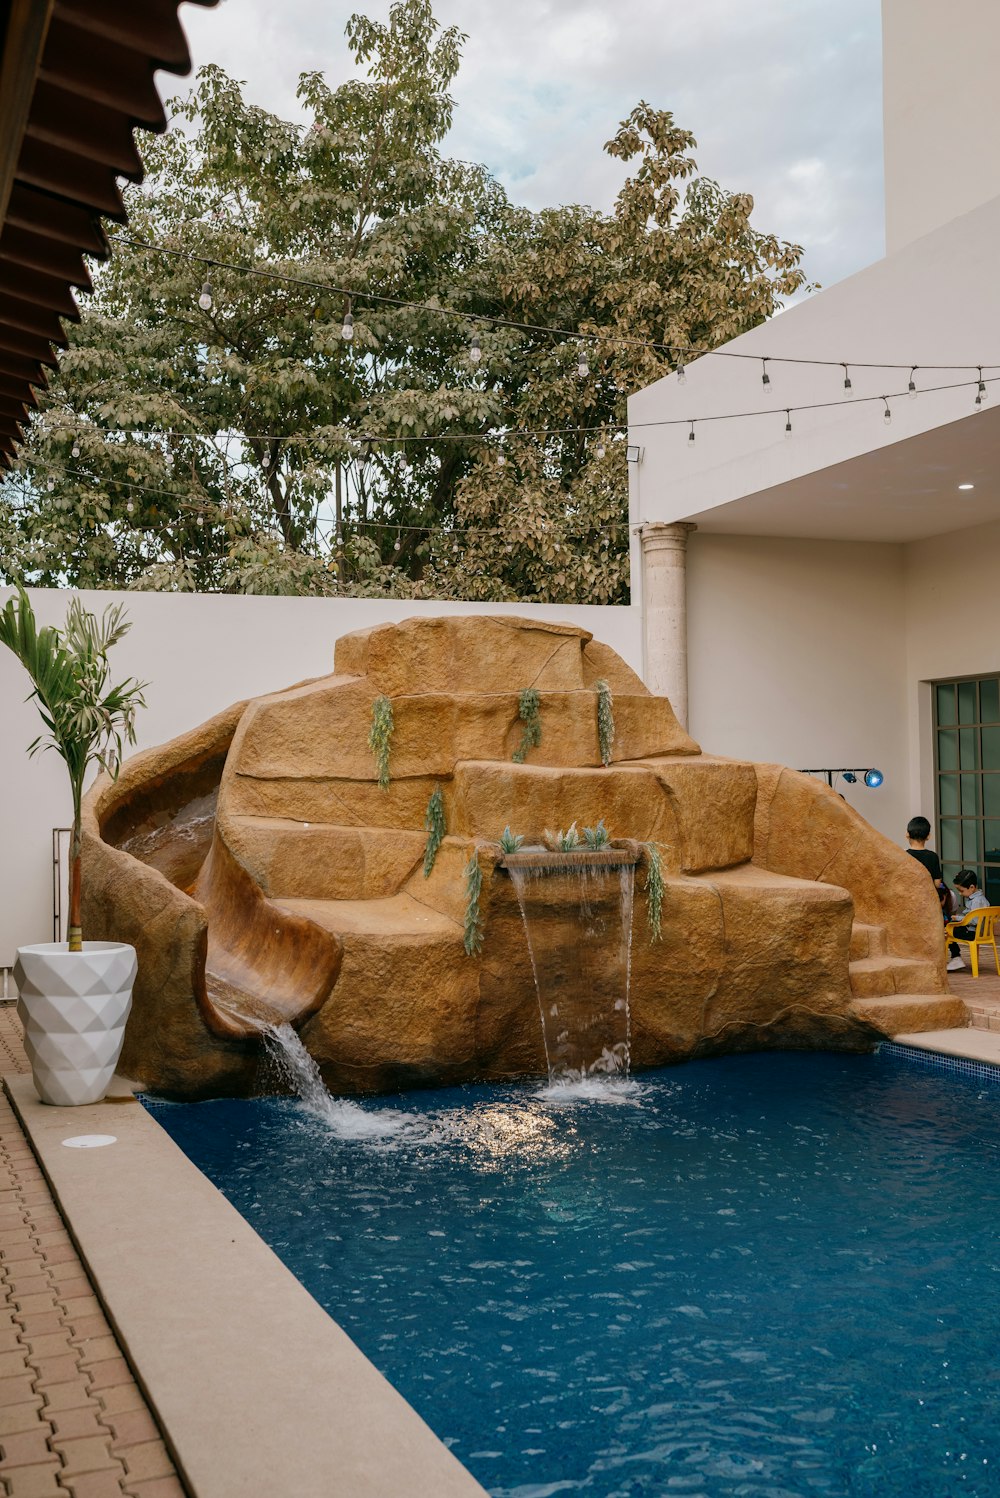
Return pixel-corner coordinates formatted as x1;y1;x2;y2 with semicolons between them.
261;1022;411;1140
508;857;636;1085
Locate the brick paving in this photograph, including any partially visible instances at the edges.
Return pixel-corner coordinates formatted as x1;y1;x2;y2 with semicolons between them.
948;959;1000;1031
0;1006;185;1498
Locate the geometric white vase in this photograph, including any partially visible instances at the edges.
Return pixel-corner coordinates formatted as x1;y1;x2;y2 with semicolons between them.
13;942;136;1106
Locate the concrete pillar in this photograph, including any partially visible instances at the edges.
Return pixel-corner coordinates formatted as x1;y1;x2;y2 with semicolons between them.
640;522;696;727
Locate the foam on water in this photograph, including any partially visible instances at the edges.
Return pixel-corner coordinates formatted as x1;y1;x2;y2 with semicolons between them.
262;1023;412;1140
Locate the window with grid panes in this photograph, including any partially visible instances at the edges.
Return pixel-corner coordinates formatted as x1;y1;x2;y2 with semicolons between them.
934;676;1000;907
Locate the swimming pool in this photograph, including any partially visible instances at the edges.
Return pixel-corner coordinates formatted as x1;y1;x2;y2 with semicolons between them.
148;1050;1000;1497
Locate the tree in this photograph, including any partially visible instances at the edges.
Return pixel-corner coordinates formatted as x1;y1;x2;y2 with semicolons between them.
0;589;145;950
0;0;809;603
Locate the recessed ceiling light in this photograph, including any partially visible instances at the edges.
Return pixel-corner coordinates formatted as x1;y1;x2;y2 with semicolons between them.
958;483;975;491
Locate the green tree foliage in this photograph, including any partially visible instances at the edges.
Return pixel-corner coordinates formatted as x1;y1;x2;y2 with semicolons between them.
0;0;808;601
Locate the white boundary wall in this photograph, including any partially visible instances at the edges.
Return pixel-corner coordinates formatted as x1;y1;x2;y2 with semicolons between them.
0;590;641;967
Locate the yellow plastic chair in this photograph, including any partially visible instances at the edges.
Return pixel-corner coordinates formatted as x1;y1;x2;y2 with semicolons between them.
944;906;1000;977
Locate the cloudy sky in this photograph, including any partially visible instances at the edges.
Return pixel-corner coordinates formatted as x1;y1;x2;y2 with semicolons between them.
180;0;884;294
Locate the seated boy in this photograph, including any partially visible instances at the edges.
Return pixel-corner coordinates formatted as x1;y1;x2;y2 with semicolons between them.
947;868;990;971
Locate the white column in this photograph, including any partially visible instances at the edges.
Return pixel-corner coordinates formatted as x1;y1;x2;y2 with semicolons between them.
640;522;696;727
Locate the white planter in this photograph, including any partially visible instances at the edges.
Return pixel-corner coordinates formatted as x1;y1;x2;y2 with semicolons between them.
13;942;136;1107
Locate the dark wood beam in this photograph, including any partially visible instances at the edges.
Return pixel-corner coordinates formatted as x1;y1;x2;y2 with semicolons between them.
0;375;39;405
4;182;108;255
39;20;166;130
0;0;55;230
0;259;80;315
16;138;126;219
0;291;69;340
0;396;31;420
0;326;59;365
0;224;93;290
53;0;191;73
25;81;144;177
0;416;26;439
0;351;49;385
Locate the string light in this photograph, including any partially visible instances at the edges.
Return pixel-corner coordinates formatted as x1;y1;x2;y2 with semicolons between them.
784;410;792;438
469;333;482;364
595;436;606;458
71;443;80;458
882;398;892;426
198;281;213;312
577;348;589;379
761;359;771;393
842;365;852;391
908;367;917;398
341;310;354;342
977;367;987;407
117;234;1000;379
688;421;695;445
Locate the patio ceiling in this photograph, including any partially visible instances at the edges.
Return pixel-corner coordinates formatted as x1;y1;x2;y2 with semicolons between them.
679;404;1000;544
0;0;218;469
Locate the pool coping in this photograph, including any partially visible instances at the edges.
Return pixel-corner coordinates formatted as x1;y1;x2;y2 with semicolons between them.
4;1074;487;1498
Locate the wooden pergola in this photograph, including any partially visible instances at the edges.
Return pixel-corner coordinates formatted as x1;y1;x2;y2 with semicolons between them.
0;0;218;469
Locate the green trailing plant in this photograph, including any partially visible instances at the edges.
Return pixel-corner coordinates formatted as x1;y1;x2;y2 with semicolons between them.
583;820;612;851
463;850;484;956
498;826;523;855
422;785;446;877
644;842;665;942
512;687;542;764
0;587;146;952
368;694;394;789
596;679;615;766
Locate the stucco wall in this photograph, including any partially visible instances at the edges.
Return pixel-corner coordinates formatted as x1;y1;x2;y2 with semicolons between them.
0;591;641;967
687;533;909;844
883;0;1000;255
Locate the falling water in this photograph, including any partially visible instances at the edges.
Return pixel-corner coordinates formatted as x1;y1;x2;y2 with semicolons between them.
260;1023;410;1139
508;857;636;1084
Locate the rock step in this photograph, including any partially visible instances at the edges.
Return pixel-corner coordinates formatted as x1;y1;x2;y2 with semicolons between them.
850;922;888;960
848;955;942;998
850;994;968;1035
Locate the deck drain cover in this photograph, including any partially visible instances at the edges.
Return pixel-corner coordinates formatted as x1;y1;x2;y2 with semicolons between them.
61;1134;118;1148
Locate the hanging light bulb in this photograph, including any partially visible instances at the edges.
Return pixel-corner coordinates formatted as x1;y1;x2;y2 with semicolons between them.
977;368;987;407
688;421;695;445
595;436;606;458
676;361;687;385
496;448;506;467
577;347;589;379
908;367;917;399
71;443;80;459
341;310;354;342
761;359;771;394
393;533;402;552
842;365;852;391
784;410;792;438
196;514;204;527
46;478;55;490
469;333;482;364
198;281;213;312
883;398;892;426
126;501;135;514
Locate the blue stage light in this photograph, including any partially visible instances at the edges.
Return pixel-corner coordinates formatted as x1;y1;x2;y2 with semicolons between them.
842;771;857;784
864;768;884;788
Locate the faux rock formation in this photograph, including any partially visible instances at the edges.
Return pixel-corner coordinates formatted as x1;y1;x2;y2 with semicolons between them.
81;616;962;1099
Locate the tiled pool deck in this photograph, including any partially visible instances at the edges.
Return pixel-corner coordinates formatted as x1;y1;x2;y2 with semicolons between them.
0;1006;183;1498
1;973;998;1498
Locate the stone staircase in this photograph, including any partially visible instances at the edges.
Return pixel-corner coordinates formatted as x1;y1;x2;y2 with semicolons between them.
848;921;967;1034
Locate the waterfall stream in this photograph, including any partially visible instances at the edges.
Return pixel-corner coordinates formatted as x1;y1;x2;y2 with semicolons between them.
508;859;636;1084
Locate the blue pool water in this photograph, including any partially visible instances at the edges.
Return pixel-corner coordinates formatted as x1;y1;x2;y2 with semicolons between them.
147;1051;1000;1497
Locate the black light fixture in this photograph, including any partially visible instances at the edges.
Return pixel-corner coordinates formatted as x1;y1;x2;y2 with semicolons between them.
798;767;885;789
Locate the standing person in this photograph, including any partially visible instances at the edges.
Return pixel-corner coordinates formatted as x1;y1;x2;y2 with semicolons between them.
947;869;990;970
906;816;943;884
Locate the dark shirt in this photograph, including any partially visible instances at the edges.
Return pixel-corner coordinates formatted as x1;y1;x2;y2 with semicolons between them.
907;847;943;881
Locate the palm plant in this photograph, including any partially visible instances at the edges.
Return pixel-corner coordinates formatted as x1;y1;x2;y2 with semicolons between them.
0;588;146;952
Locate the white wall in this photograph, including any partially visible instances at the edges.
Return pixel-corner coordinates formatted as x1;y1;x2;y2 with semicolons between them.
687;533;909;843
0;590;641;967
883;0;1000;256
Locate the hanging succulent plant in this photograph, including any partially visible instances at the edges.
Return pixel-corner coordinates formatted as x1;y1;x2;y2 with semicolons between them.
423;785;446;877
644;842;665;942
512;687;542;764
463;850;485;956
596;679;615;766
368;695;394;789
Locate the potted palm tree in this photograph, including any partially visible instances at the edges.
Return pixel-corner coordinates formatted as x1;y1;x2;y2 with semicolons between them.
0;587;146;1105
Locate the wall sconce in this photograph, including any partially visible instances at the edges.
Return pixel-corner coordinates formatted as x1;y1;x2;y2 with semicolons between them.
626;445;643;463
